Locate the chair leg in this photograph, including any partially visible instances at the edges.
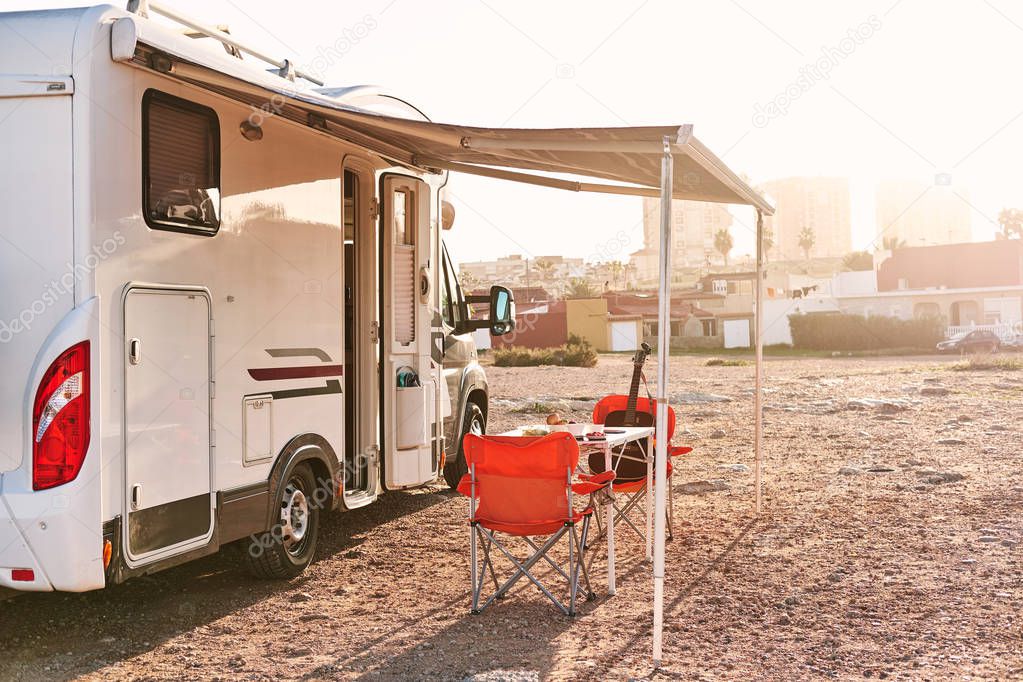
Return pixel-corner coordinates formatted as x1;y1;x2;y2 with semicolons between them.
587;503;605;549
470;522;480;613
577;516;595;600
568;523;577;616
483;532;501;596
523;536;571;582
481;529;572;614
613;490;648;541
668;474;675;541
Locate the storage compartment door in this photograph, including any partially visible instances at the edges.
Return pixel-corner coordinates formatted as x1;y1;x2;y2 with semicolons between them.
381;175;435;488
123;287;214;563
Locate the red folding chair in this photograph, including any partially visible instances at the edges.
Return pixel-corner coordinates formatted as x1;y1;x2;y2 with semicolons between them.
458;432;615;616
590;395;692;542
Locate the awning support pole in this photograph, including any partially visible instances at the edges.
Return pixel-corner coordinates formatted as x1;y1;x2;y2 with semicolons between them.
652;136;673;667
754;208;764;515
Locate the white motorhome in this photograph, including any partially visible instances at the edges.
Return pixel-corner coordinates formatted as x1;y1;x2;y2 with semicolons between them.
0;4;514;593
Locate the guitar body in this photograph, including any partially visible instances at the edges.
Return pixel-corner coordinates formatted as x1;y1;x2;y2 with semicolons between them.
587;341;655;483
588;409;654;482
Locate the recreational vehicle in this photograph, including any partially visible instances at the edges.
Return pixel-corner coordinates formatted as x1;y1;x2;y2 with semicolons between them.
0;4;514;593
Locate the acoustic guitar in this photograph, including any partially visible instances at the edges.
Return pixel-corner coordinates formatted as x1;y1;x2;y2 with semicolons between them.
588;342;653;482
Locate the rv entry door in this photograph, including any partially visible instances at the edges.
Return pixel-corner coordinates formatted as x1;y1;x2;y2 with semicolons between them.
380;174;438;488
122;286;214;564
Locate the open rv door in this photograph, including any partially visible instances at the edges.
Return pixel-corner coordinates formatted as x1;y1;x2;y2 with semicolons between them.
380;174;439;488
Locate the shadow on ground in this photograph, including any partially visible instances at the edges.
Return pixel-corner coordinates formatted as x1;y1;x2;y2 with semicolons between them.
0;489;453;681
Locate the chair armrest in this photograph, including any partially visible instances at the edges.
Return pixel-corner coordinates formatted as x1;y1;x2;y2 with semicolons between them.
456;474;477;498
572;470;616;495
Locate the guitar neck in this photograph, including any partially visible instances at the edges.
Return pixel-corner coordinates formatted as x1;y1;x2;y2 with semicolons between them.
624;363;642;424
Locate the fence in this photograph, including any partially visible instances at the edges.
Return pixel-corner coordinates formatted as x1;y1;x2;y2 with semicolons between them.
945;322;1021;340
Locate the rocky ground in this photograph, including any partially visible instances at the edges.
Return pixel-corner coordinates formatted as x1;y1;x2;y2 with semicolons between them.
1;353;1021;680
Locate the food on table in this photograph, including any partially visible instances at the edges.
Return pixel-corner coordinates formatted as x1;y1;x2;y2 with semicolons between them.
521;426;550;436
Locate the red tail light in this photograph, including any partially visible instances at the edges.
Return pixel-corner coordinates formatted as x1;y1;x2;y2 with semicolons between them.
32;341;90;490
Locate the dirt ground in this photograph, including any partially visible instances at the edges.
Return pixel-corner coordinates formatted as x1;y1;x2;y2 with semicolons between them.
1;353;1021;681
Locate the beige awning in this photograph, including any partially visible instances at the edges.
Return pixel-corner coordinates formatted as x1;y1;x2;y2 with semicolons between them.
111;14;773;214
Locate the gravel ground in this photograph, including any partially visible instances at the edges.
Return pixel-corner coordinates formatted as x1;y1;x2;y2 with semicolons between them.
1;353;1021;680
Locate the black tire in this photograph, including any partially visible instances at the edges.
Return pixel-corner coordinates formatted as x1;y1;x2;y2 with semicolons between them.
243;463;320;579
443;402;485;490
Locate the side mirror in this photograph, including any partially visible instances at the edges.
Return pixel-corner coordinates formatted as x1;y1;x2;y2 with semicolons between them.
462;285;515;336
489;286;515;336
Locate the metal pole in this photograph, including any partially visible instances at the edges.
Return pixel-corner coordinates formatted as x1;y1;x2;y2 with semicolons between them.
754;209;764;515
605;442;616;595
652;137;673;667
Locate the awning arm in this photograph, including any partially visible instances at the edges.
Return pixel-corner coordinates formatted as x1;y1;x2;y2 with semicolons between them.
458;126;689;154
416;157;663;198
678;137;775;216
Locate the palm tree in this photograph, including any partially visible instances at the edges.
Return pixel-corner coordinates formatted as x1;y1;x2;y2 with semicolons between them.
798;226;816;261
842;251;873;271
458;270;480;292
881;235;906;251
714;228;734;266
623;261;637;290
565;277;597;298
997;208;1023;239
532;258;556;287
607;261;624;290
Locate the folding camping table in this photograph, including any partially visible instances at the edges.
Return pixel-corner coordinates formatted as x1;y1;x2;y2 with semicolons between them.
499;425;654;595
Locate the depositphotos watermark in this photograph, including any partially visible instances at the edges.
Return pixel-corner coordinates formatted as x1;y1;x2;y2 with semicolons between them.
752;15;882;129
0;231;126;344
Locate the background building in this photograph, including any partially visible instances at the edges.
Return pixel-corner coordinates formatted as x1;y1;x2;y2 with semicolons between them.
631;198;734;283
875;179;972;248
759;177;852;260
458;254;584;292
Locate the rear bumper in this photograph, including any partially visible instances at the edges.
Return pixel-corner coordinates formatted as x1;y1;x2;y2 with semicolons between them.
0;471;106;592
0;479;52;591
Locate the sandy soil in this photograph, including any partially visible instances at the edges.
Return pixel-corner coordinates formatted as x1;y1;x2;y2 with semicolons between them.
1;354;1021;680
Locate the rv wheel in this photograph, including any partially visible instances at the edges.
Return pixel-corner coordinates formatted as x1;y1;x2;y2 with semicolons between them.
244;463;321;579
443;402;485;489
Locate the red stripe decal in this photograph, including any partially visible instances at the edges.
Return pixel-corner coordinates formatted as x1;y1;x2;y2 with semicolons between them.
248;365;343;381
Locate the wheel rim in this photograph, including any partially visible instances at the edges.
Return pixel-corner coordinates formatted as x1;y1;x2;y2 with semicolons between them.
469;414;484;437
280;477;310;556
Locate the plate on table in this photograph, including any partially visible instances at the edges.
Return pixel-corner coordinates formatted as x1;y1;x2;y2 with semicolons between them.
551;423;589;437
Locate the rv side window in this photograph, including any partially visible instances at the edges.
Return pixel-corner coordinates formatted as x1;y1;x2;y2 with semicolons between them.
143;90;221;235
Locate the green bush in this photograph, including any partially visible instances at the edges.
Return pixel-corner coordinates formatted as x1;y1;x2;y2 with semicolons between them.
493;336;598;368
949;355;1023;372
788;313;943;351
705;358;750;367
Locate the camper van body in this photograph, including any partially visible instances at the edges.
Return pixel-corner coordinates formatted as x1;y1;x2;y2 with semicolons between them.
0;5;502;593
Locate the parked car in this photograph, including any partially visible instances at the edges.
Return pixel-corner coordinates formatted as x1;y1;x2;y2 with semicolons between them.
1000;333;1023;351
936;329;1001;354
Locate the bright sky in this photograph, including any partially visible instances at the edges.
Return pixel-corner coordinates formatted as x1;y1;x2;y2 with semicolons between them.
14;0;1023;266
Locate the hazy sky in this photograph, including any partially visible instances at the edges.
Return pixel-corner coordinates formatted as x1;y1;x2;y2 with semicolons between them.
13;0;1023;266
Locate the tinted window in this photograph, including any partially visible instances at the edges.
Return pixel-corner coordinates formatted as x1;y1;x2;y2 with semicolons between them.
441;244;463;328
143;90;221;234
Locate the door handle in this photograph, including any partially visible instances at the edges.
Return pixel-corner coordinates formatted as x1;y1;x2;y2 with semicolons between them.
129;338;141;365
130;484;142;511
